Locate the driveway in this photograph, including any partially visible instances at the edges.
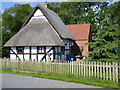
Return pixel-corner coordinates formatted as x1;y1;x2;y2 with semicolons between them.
1;74;113;88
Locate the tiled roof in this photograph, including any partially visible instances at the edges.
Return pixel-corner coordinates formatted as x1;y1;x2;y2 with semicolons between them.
66;24;90;41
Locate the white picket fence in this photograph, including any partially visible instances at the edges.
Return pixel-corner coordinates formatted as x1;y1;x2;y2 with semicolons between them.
1;58;119;82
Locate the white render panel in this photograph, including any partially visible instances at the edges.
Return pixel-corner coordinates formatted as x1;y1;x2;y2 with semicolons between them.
31;55;36;61
30;16;48;22
17;54;23;61
31;47;37;53
38;54;44;62
34;9;43;16
10;47;16;53
50;54;53;61
10;54;16;60
46;54;53;61
24;47;30;53
24;54;29;61
46;47;52;52
49;49;53;53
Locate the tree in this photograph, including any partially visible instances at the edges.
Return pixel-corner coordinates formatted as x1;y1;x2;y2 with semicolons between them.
2;4;32;33
2;4;32;57
88;2;119;60
48;2;109;35
48;2;119;60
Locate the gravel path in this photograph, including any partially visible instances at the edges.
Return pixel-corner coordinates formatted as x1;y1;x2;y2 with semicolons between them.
1;74;105;88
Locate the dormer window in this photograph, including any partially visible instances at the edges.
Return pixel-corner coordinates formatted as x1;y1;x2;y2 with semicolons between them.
16;47;24;54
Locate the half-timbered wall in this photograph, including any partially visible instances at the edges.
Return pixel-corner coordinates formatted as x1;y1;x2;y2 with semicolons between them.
10;46;55;62
9;8;74;62
10;41;73;61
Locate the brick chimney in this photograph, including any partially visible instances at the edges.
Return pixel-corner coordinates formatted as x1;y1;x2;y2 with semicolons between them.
43;1;48;8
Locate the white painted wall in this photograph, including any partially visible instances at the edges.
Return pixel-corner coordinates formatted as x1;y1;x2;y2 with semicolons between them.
50;54;53;61
46;47;52;52
34;9;43;16
31;47;37;53
10;46;68;61
31;55;36;61
30;16;48;22
29;8;48;23
24;47;30;53
17;54;23;61
38;54;44;62
10;47;17;60
10;54;16;60
46;47;53;61
10;47;16;53
24;54;29;61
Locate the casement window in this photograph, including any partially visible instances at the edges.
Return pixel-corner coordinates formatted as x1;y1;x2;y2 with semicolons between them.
37;47;45;53
16;47;24;54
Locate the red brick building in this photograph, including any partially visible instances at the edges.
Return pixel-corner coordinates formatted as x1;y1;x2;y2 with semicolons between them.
66;24;91;58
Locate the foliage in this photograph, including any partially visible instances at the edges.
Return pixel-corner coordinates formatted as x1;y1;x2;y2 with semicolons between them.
48;2;119;60
2;4;32;57
2;4;32;33
1;2;119;61
88;2;119;60
48;2;109;35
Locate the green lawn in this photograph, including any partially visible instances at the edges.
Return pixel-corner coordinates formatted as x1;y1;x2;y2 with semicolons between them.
2;68;118;89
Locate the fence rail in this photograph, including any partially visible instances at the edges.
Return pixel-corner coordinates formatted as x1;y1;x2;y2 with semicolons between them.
1;58;119;82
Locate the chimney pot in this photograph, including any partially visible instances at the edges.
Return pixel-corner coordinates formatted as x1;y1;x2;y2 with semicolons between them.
43;1;48;8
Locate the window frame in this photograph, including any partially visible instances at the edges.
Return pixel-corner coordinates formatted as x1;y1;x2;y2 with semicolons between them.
37;47;46;54
16;47;24;54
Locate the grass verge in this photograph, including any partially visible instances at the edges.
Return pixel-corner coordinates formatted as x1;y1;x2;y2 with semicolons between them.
2;68;118;89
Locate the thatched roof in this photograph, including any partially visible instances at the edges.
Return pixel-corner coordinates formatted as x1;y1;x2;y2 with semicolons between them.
22;4;75;40
4;18;64;47
4;4;75;47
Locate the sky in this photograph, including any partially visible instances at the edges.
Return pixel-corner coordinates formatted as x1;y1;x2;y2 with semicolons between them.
1;0;65;13
1;0;119;13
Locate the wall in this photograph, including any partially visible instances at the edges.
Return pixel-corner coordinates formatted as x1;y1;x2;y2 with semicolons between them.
10;46;56;62
76;41;89;58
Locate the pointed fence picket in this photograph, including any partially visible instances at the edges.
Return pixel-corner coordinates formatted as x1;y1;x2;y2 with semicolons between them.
1;58;119;83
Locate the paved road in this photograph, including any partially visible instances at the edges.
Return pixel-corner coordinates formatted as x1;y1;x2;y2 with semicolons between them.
1;74;104;88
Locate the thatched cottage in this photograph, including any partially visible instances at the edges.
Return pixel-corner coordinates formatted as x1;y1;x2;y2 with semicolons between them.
4;3;75;62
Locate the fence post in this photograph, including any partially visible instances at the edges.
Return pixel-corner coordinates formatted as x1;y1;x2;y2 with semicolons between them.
113;62;115;81
100;62;102;79
88;62;91;77
109;62;112;81
78;61;80;77
71;61;73;75
103;62;106;80
106;62;108;80
83;61;85;77
115;62;118;82
91;62;93;77
97;61;99;79
85;61;88;77
94;61;96;78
